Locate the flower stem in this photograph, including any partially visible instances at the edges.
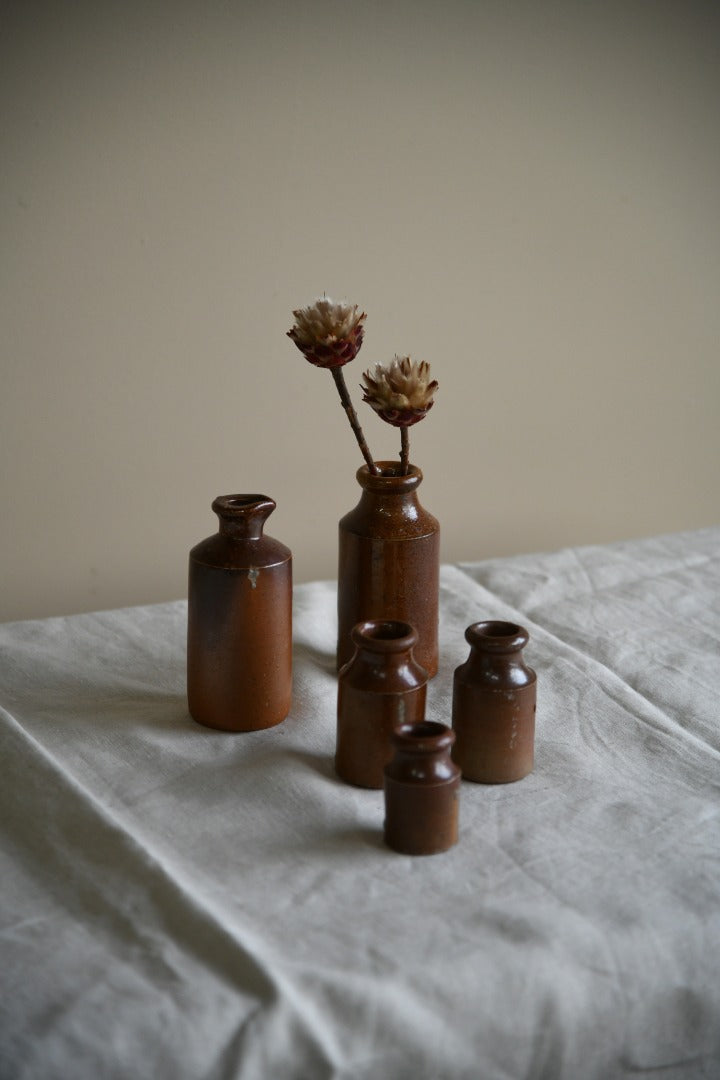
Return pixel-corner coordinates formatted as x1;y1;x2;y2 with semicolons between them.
331;368;379;474
400;427;410;475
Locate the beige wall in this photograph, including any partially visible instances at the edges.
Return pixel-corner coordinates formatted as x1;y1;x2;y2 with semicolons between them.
2;0;719;622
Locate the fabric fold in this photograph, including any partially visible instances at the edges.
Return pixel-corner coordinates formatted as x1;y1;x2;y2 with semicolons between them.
1;533;719;1078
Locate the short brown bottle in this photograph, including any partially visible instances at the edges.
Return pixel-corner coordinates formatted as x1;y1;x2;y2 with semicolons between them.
187;494;292;732
452;621;536;783
335;620;428;789
384;721;460;855
337;462;440;677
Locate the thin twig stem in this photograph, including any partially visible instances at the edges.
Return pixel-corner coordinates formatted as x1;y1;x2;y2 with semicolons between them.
400;427;410;475
331;368;379;474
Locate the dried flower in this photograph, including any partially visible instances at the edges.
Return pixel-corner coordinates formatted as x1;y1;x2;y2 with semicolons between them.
287;296;379;473
361;356;438;428
287;296;367;369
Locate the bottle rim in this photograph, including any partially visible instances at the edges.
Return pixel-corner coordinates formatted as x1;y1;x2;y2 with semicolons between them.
356;461;423;493
351;619;418;653
392;720;455;751
465;620;529;653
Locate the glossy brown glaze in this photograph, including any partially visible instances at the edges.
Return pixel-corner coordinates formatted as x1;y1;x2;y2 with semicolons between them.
335;620;428;789
187;495;292;732
337;461;439;677
384;721;460;855
452;621;536;783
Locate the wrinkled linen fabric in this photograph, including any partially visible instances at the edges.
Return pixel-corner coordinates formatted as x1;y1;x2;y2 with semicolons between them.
1;527;719;1080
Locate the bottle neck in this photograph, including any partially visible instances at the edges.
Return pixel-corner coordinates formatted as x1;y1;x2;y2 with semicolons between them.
390;722;457;781
213;495;276;540
348;620;426;688
462;621;533;687
356;462;423;520
467;649;532;687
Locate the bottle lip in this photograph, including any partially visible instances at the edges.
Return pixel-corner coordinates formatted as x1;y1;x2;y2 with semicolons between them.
351;619;418;653
356;461;423;493
212;494;276;517
465;620;529;653
392;720;455;751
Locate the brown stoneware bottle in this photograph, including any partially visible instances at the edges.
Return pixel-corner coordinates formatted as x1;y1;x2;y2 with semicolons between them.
335;620;428;789
452;621;536;783
187;494;292;732
384;721;460;855
337;461;440;677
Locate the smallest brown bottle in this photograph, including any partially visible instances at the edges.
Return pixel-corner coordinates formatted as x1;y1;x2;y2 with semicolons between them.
452;621;536;783
335;620;428;789
384;721;460;856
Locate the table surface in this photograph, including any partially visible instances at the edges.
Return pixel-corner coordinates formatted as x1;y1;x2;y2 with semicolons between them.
2;527;719;1080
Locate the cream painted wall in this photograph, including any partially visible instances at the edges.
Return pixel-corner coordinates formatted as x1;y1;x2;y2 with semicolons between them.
2;0;719;622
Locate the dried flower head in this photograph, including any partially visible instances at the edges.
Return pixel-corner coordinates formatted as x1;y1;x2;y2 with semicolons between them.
287;296;366;369
361;356;438;428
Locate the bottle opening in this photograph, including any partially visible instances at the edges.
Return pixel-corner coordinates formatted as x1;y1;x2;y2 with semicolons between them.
465;620;529;652
212;494;275;515
352;619;418;652
223;495;269;510
477;622;521;638
364;620;414;641
393;721;454;750
400;721;447;739
357;461;423;489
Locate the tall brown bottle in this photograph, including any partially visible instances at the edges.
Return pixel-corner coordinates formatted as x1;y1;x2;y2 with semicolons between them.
337;462;439;677
452;621;536;782
335;620;428;789
187;494;292;732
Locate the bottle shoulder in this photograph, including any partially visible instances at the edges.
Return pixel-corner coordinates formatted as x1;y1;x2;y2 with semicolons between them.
189;534;292;571
339;498;439;540
454;657;536;690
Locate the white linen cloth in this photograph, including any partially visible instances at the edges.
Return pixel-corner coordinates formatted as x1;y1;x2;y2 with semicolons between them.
1;528;719;1079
